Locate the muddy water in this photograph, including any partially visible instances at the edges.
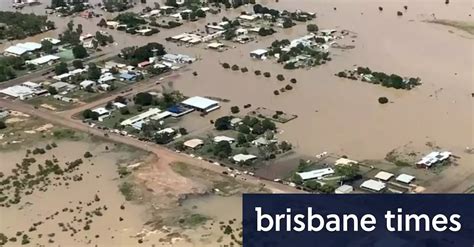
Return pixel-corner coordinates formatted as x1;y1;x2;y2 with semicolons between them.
0;141;158;246
0;0;472;186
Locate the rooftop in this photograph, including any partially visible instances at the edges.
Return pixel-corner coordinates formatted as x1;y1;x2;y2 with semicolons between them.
297;168;334;180
360;179;386;192
184;139;204;149
181;96;219;110
374;171;394;181
232;154;257;163
396;174;415;184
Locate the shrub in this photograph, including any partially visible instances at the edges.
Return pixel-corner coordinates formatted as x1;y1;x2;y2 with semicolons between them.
273;90;279;95
231;64;239;71
84;151;93;158
285;84;293;90
290;78;297;83
0;121;6;129
263;72;271;78
378;97;389;104
222;63;230;69
192;71;198;76
276;74;285;81
240;67;248;73
230;106;240;114
306;24;319;32
397;11;403;16
254;70;261;76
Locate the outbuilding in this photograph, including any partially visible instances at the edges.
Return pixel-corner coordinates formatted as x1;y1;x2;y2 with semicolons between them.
183;139;204;149
396;174;415;184
374;171;394;181
213;136;235;143
297;168;334;180
250;49;268;59
335;185;354;194
232;154;257;163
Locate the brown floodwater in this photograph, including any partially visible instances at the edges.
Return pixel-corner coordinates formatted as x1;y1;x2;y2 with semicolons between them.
1;0;472;186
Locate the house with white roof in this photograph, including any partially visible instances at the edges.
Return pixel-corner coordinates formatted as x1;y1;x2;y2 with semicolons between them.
0;85;36;100
360;179;386;192
213;136;235;143
396;174;415;184
80;80;96;89
250;49;268;59
26;55;60;66
4;46;28;56
335;184;354;194
296;168;334;180
232;154;257;163
184;139;204;149
416;151;452;168
374;171;394;181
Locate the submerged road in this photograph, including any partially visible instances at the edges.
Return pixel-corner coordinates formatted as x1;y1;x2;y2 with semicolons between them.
0;98;301;193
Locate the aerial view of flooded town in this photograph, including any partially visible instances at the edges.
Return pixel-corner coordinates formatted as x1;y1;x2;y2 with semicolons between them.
0;0;472;245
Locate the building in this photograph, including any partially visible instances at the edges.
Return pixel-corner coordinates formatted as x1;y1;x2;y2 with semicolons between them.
80;80;96;89
166;104;194;117
181;96;220;113
183;139;204;149
232;154;257;163
41;37;61;45
162;53;196;64
396;174;415;184
360;179;386;192
119;73;137;81
296;168;334;180
26;55;60;66
213;136;235;143
4;45;28;56
92;107;110;122
112;102;127;109
238;14;258;21
207;42;224;50
335;185;354;194
50;82;76;92
22;81;41;90
120;108;163;126
374;171;394;181
250;49;268;59
251;137;277;146
335;158;358;166
417;151;452;168
0;85;36;99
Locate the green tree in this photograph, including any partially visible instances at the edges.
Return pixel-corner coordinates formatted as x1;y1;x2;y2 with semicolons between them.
261;119;276;131
72;45;88;59
41;39;54;54
230;106;240;114
214;116;232;130
72;59;84;69
47;86;58;95
87;63;101;80
54;62;68;75
213;141;232;158
291;173;303;185
0;120;6;129
306;24;319;32
134;92;153;106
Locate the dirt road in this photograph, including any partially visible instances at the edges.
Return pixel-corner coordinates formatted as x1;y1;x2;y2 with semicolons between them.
0;97;301;194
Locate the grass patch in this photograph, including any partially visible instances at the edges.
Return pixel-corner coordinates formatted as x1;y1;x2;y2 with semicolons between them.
179;213;210;228
426;19;474;35
119;181;135;201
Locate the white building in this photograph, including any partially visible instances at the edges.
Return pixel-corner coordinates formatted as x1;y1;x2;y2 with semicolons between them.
335;158;358;166
360;179;386;192
417;151;452;168
296;168;334;180
374;171;394;181
80;80;96;89
250;49;268;59
4;46;28;56
183;139;204;149
120;108;163;126
0;85;36;99
232;154;257;163
213;136;235;143
396;174;415;184
181;96;220;113
335;184;354;194
26;55;60;66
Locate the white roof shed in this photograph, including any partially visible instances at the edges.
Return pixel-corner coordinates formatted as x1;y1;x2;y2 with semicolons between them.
360;179;386;192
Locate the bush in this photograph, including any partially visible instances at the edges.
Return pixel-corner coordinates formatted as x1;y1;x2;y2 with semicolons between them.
397;11;403;16
273;90;280;95
276;74;285;81
254;70;261;76
285;84;293;90
263;72;271;78
290;78;297;83
84;151;93;158
240;67;248;73
231;64;239;71
0;120;6;129
230;106;240;114
306;24;319;32
378;97;389;104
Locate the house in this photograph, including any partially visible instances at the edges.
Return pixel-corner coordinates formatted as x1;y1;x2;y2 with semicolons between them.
120;108;163;126
252;137;277;147
98;84;111;91
238;15;258;21
112;102;127;109
417;151;452;168
98;73;115;84
106;21;120;28
232;154;257;163
16;42;42;52
50;82;76;92
162;54;196;64
250;49;268;60
374;171;394;181
22;81;41;90
235;28;248;36
396;174;415;184
119;73;137;82
207;42;224;50
360;179;386;192
166;104;194;117
26;55;60;66
335;184;354;194
335;158;358;166
296;168;334;180
181;96;220;113
156;128;175;135
137;61;152;68
80;80;96;89
183;139;204;149
92;107;110;122
213;136;235;143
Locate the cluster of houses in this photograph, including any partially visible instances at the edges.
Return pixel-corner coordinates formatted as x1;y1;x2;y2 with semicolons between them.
3;38;63;67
